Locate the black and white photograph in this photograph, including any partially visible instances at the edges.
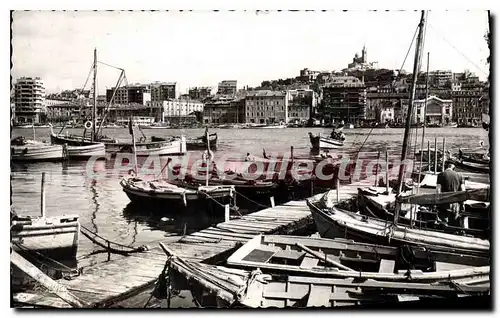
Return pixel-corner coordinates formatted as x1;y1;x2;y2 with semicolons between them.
9;8;492;310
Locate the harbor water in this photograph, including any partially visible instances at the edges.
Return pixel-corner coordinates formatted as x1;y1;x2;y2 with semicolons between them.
10;127;489;264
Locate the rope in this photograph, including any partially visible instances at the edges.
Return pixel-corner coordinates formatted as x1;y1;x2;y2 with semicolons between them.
80;225;148;255
11;242;80;277
428;23;488;76
397;25;419;80
199;191;241;216
234;190;270;209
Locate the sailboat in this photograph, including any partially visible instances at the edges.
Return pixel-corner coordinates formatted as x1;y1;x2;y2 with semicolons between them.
120;127;235;213
307;11;490;257
50;49;187;157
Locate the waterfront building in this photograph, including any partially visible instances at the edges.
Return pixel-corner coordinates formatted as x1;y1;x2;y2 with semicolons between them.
287;88;316;124
244;90;289;124
106;84;151;105
189;86;212;101
217;80;237;95
14;77;45;124
320;76;367;124
148;99;204;123
413;96;453;126
151;82;177;101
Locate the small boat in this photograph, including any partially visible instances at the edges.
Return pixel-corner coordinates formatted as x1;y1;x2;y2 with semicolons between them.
152;133;217;151
414;148;444;163
138;123;171;129
11;137;65;162
11;213;80;260
357;187;491;239
170;172;278;197
449;123;458;128
309;132;344;150
104;136;187;156
227;234;489;276
49;125;106;159
448;157;490;174
120;176;235;212
251;122;287;129
162;244;490;308
306;191;490;257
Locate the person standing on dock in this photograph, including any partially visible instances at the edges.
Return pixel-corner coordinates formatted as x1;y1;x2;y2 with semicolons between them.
436;162;465;225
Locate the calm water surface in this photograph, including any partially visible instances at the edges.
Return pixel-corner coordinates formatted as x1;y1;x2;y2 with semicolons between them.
11;127;489;262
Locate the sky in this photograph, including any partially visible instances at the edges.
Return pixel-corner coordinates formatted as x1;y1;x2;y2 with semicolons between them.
11;10;490;95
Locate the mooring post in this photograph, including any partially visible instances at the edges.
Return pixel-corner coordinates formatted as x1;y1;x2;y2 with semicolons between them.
375;150;380;187
434;137;438;173
442;137;446;169
385;149;389;193
40;172;46;218
427;140;431;172
107;241;111;262
224;204;229;222
270;196;275;208
336;177;340;202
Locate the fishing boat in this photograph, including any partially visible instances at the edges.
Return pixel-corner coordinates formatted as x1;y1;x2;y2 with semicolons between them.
309;132;345;150
10;173;80;259
161;244;489;308
448;157;490;174
306;190;490;257
251;122;287;129
139;123;171;129
11;137;65;162
227;234;489;275
49;125;105;159
120;176;235;212
152;132;217;151
105;135;186;156
357;187;491;239
11;214;80;259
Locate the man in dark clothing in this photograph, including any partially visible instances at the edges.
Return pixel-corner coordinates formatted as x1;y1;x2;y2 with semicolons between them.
436;162;465;225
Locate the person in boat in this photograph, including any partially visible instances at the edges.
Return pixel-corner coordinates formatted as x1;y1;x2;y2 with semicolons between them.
436;162;465;226
245;152;255;162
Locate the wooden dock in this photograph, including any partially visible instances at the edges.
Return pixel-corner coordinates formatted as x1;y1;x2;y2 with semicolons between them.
10;178;391;308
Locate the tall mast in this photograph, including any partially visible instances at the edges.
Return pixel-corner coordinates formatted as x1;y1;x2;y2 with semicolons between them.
92;48;97;142
396;11;426;194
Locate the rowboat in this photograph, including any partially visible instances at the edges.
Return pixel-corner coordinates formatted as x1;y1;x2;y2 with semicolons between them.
161;244;489;308
152;133;217;151
11;138;65;162
357;184;491;239
227;234;489;276
11;213;80;260
104;136;186;156
448;157;490;174
49;125;106;159
120;176;235;213
306;191;490;257
309;132;344;150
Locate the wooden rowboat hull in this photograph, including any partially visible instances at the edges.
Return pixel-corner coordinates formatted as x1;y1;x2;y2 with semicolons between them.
11;144;65;162
11;215;80;260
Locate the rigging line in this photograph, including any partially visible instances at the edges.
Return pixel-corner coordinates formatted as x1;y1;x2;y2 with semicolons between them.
97;60;125;71
397;24;419;79
427;23;488;76
79;63;94;94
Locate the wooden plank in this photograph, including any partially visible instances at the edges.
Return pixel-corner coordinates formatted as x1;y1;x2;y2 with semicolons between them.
12;292;73;308
201;228;257;239
274;250;305;261
378;259;395;273
300;257;319;269
10;250;87;308
306;285;332;307
189;231;248;242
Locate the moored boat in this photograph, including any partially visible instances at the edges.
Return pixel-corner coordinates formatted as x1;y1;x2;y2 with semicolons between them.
152;132;217;151
49;125;106;159
306;191;490;257
120;176;235;213
161;243;490;308
11;137;65;162
309;132;344;150
11;213;80;260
